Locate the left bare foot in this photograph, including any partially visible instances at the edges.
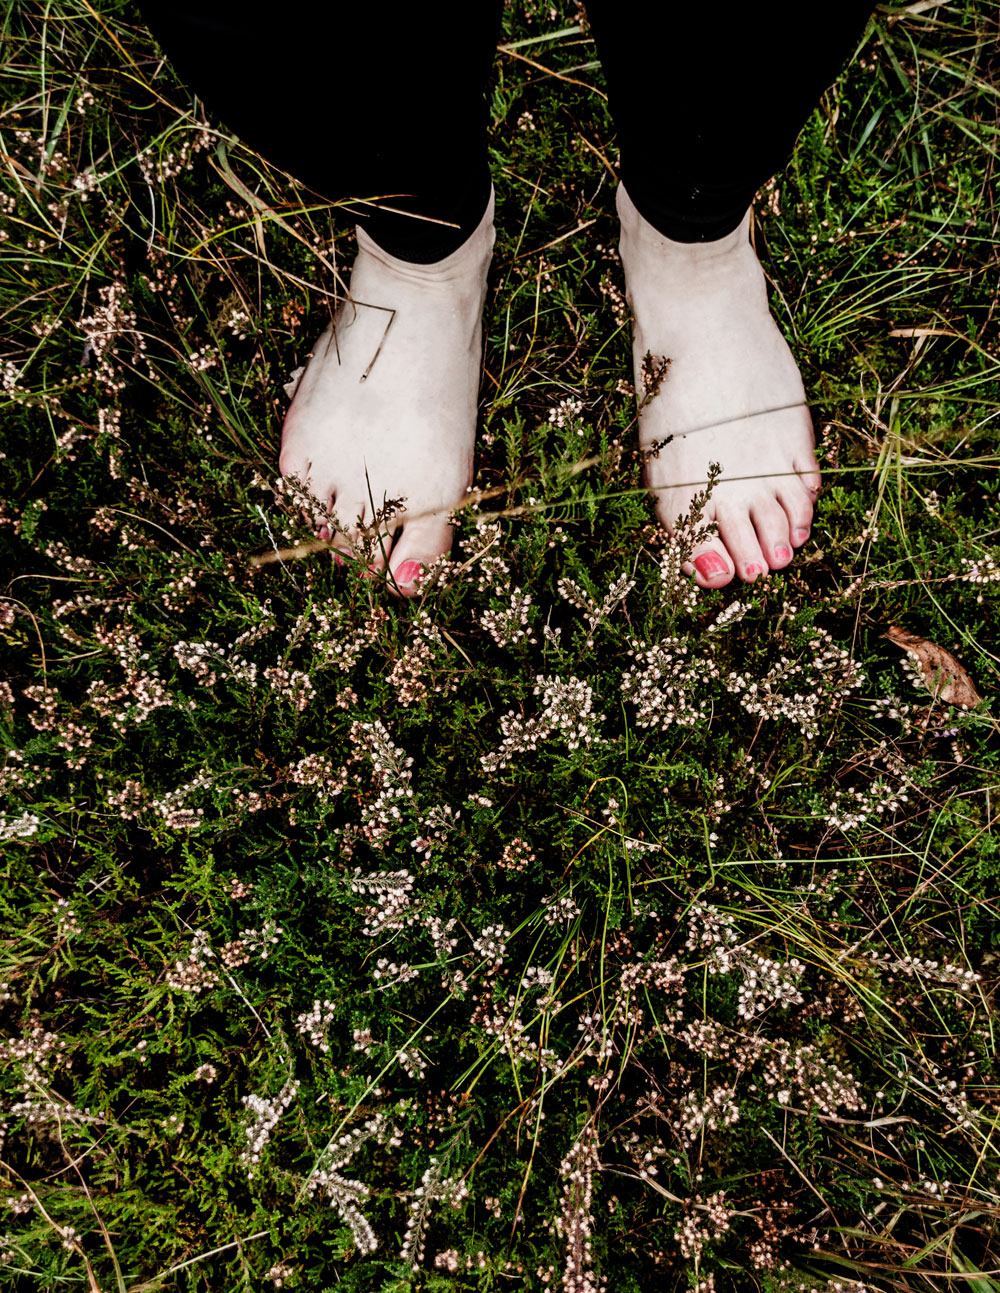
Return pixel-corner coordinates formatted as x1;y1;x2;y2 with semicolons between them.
617;182;821;589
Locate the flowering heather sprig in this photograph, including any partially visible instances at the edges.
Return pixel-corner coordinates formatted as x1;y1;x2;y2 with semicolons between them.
410;803;461;860
548;397;584;428
859;948;981;992
478;587;538;649
296;999;338;1052
136;125;215;184
458;522;513;596
543;895;581;926
481;674;606;773
674;1190;733;1261
311;600;384;674
397;1044;429;1080
707;600;750;633
219;922;283;968
173;638;260;688
822;772;911;831
400;1154;470;1270
350;867;416;937
263;664;315;712
151;767;214;830
557;573;636;648
372;957;420;988
620;636;719;730
305;1113;388;1255
425;915;460;958
684;903;806;1017
77;277;147;394
0;813;40;841
670;1084;740;1146
957;554;1000;587
0;1022;67;1085
288;752;347;802
472;925;509;965
733;951;806;1018
388;609;458;706
758;1039;863;1116
88;626;177;731
166;929;220;995
52;899;81;939
348;718;415;846
9;1092;103;1129
553;1120;602;1293
238;1079;300;1176
727;624;865;739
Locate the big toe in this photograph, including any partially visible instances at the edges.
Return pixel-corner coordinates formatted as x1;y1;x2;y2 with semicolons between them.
687;541;735;589
386;519;455;597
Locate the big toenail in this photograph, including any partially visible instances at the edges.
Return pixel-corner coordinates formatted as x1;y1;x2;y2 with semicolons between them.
694;553;728;578
775;546;792;562
394;560;423;585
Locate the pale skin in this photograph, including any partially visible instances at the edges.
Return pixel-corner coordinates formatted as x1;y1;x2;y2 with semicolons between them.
279;182;821;596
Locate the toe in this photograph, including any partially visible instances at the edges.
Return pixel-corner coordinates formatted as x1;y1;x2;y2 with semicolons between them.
793;452;822;498
750;498;793;570
386;519;455;597
327;497;367;568
716;508;768;582
687;541;735;589
777;484;815;548
277;443;309;482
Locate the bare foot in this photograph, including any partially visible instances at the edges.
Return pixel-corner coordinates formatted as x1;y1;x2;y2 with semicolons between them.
279;192;495;595
617;183;821;589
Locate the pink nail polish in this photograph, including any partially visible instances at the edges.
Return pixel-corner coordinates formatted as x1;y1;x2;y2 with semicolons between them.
694;552;728;578
394;560;423;585
794;528;810;541
745;563;764;576
775;546;792;562
333;550;344;567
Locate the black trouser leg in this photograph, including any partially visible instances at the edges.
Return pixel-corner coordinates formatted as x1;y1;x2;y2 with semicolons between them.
584;0;877;242
137;0;503;262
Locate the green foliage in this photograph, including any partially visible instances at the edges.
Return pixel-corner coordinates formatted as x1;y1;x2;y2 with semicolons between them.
1;1;999;1290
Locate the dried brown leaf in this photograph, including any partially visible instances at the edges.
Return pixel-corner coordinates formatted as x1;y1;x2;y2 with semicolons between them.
885;625;983;709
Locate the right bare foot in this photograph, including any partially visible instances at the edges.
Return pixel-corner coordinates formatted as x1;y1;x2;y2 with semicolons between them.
279;192;495;595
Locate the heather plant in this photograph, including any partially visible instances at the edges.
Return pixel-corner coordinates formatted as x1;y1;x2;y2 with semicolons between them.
1;2;999;1291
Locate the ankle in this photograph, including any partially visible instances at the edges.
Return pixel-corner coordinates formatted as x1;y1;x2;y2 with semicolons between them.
356;187;495;288
617;182;752;276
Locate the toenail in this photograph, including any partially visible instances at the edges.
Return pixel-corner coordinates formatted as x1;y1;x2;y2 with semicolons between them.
745;563;764;576
694;552;728;579
318;526;330;542
332;550;344;567
775;546;792;562
394;560;423;585
795;528;810;541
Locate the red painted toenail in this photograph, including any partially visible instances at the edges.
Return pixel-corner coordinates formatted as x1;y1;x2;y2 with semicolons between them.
694;552;728;578
775;546;792;562
394;560;423;585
